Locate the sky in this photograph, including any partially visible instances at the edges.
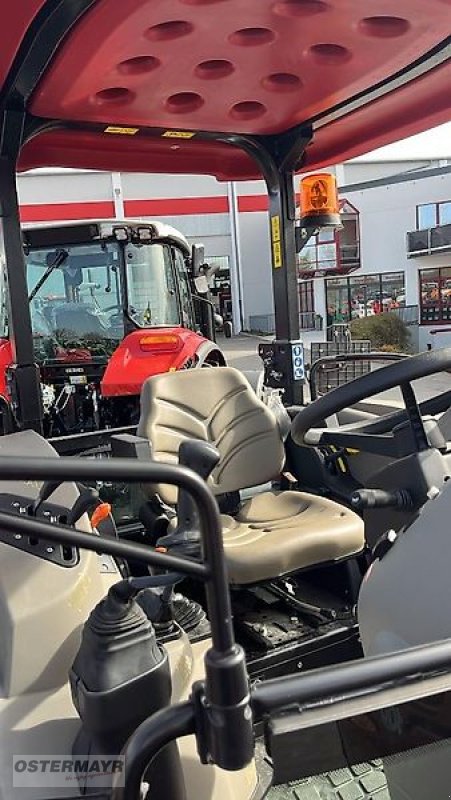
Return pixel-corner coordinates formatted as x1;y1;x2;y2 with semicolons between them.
352;121;451;162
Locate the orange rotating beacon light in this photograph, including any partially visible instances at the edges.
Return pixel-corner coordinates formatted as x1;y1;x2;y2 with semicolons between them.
299;173;342;230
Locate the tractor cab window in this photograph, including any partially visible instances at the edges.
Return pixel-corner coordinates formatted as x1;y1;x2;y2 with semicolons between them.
25;242;124;357
125;242;179;327
172;247;195;330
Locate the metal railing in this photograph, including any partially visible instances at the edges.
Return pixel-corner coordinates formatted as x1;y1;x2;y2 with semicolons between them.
310;342;372;398
391;304;419;326
248;312;323;334
326;322;351;342
407;223;451;257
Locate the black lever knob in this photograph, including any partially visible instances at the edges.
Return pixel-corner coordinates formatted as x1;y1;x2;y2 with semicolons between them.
67;487;100;526
351;488;413;511
177;439;220;528
179;439;220;480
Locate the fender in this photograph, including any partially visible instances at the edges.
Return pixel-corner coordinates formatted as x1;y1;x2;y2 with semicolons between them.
101;327;224;397
194;339;227;368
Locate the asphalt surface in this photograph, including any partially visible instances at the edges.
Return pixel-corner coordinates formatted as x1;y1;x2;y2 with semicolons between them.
218;332;266;390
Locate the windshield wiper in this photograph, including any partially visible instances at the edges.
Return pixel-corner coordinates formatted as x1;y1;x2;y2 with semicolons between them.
28;249;69;303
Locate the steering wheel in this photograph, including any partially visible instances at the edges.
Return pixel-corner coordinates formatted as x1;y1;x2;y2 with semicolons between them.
291;348;451;458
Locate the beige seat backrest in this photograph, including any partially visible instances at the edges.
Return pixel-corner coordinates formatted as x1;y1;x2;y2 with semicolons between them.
138;367;285;505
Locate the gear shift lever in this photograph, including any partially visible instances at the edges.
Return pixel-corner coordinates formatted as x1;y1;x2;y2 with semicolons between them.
30;480;62;516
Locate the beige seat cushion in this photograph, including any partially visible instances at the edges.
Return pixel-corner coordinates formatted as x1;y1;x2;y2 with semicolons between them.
221;490;364;584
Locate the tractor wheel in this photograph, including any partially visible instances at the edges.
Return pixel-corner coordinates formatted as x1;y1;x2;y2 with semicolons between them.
199;350;226;368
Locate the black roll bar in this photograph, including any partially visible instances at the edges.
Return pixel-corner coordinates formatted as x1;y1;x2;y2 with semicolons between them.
0;508;209;581
114;703;196;800
251;636;451;720
116;636;451;800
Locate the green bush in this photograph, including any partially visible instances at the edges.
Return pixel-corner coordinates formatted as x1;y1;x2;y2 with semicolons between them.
350;313;411;352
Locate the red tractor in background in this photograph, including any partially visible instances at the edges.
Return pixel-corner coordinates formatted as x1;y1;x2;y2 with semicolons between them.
0;218;226;436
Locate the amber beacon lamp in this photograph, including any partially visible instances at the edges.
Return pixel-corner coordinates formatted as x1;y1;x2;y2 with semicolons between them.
299;173;342;231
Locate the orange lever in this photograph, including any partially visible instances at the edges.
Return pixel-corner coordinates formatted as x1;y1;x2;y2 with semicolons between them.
90;502;112;529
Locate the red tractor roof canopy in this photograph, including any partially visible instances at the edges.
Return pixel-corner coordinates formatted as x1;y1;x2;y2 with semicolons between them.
1;0;450;178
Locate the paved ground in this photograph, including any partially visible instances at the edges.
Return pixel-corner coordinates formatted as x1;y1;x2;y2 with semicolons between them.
218;332;266;389
219;333;267;371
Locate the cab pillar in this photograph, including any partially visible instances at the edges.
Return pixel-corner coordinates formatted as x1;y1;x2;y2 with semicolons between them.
230;125;312;404
0;111;43;433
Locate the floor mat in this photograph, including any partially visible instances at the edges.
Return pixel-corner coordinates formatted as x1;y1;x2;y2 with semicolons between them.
263;757;389;800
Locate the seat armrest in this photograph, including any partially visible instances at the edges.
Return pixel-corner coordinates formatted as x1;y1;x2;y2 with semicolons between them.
110;433;152;461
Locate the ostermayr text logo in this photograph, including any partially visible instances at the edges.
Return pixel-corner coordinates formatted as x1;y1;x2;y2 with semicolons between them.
13;756;125;788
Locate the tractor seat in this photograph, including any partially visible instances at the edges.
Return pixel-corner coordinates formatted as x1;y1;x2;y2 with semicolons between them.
137;367;364;585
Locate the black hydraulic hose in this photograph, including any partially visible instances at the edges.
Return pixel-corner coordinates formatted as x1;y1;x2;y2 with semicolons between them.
112;702;196;800
251;637;451;721
0;455;234;653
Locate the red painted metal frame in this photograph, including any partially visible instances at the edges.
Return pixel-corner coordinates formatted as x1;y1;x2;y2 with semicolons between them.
1;0;447;179
28;0;449;135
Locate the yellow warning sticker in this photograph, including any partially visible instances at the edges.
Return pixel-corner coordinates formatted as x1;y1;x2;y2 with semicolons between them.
162;130;196;139
272;240;282;268
271;215;282;268
104;126;139;135
271;215;280;243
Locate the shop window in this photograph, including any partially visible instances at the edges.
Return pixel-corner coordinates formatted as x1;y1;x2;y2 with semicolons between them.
326;272;405;325
420;267;451;324
326;277;350;326
298;280;318;329
298;280;314;314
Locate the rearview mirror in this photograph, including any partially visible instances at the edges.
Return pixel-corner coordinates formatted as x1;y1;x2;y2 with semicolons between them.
191;243;205;276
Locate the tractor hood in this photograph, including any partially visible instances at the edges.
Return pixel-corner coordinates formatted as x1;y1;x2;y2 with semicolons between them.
1;1;450;179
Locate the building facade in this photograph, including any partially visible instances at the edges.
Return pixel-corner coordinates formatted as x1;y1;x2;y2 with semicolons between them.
16;158;451;352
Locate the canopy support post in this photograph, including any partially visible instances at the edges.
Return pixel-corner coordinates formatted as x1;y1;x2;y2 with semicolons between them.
0;110;42;433
225;125;312;404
